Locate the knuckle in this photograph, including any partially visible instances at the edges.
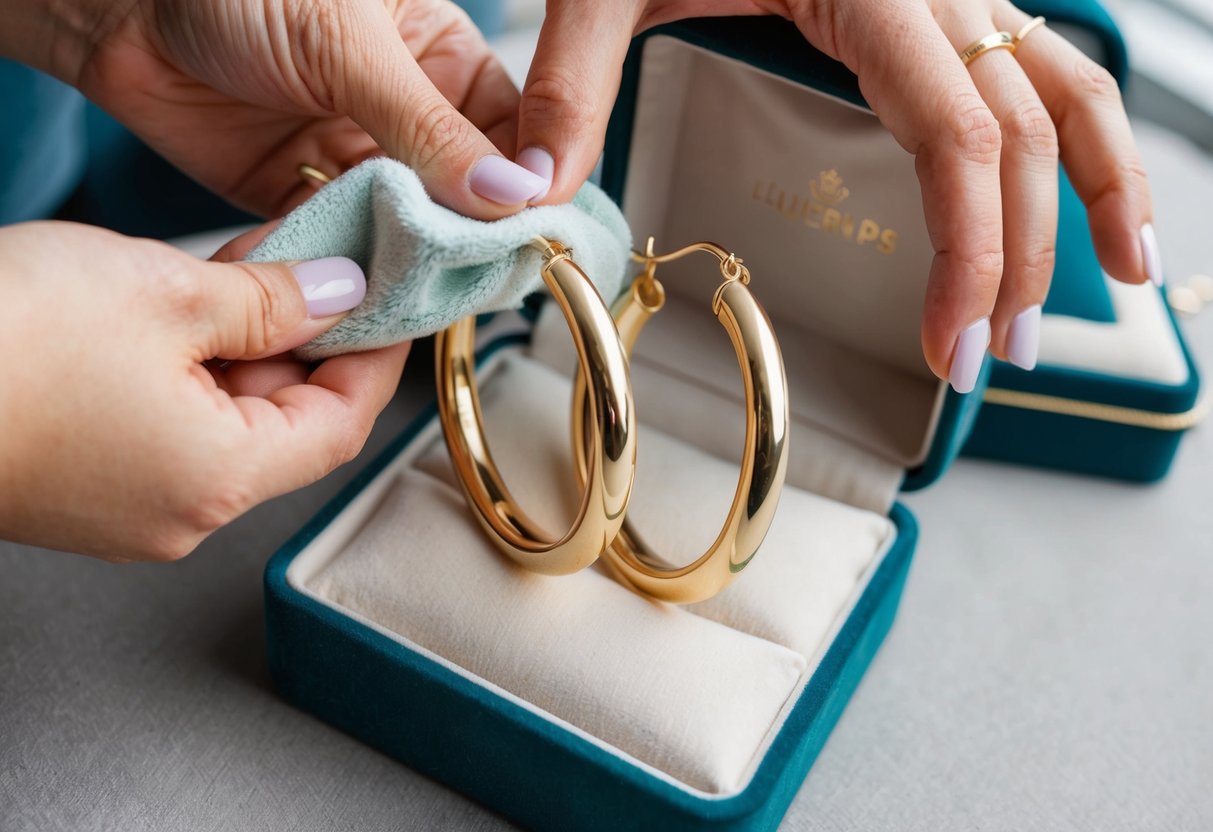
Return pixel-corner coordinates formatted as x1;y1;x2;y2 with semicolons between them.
1018;242;1058;278
1092;158;1151;207
179;476;258;536
154;264;207;320
945;97;1003;164
521;71;598;136
1073;60;1121;103
1002;104;1058;160
237;264;295;356
785;0;845;58
1113;158;1150;193
407;101;474;171
160;444;258;539
957;248;1006;291
293;1;351;107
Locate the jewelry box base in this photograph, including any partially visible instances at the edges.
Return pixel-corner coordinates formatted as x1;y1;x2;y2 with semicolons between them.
263;337;919;832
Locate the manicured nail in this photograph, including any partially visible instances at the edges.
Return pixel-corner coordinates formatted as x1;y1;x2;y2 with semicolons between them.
516;147;554;201
1141;223;1164;287
469;155;549;205
949;318;990;394
290;257;366;318
1005;305;1042;371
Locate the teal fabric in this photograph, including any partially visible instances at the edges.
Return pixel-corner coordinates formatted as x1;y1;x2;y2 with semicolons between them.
0;61;257;235
0;60;87;224
903;360;993;491
248;158;632;360
264;339;918;831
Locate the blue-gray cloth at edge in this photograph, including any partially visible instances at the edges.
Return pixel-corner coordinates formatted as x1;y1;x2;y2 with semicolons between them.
247;157;633;360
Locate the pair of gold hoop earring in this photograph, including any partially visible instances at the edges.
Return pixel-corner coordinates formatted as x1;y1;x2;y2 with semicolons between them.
437;237;790;605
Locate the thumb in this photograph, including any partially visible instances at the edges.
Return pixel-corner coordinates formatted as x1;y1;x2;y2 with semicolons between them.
189;256;367;361
329;3;545;218
515;4;639;204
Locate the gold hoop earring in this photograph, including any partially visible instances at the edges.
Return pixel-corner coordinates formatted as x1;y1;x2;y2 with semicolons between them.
572;239;790;604
437;238;637;575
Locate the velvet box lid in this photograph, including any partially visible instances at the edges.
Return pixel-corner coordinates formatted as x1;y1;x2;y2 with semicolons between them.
601;16;990;494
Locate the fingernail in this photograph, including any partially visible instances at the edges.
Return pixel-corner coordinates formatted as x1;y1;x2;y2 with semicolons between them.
949;318;990;394
1005;305;1042;371
1141;223;1164;287
516;147;554;201
469;155;549;205
290;257;366;318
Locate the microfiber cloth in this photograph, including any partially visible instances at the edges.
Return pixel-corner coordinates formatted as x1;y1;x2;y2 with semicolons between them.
247;157;632;359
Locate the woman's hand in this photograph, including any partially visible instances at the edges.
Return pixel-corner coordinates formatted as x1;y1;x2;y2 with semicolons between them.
0;221;408;561
3;0;548;219
513;0;1156;392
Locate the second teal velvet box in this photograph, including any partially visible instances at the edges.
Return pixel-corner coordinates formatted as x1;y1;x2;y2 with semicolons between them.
961;175;1203;482
264;16;988;831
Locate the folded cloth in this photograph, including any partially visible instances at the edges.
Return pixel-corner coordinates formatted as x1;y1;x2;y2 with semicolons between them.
246;157;632;359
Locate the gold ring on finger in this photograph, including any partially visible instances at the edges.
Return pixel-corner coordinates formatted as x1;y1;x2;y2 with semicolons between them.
960;31;1015;66
1012;16;1047;49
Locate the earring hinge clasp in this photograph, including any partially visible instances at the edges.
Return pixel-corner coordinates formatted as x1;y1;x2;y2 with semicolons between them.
631;237;750;315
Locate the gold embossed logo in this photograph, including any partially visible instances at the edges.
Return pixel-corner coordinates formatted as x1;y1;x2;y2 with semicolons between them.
809;169;850;206
752;169;897;255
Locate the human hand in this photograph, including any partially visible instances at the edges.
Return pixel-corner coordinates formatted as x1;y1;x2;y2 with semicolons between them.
0;221;408;561
514;1;1156;391
3;0;547;219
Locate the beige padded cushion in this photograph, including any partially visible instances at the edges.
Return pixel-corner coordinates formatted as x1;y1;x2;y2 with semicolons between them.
294;354;897;793
308;468;807;793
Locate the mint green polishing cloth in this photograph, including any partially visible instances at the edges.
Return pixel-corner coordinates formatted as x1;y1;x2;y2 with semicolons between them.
247;158;632;359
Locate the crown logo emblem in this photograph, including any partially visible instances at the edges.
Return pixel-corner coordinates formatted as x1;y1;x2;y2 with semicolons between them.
809;169;849;206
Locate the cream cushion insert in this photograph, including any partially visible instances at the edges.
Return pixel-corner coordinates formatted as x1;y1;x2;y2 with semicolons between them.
299;354;896;796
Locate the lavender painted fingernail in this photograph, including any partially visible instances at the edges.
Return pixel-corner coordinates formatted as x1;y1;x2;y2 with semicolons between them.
1141;223;1164;287
469;155;549;205
290;257;366;318
949;318;990;394
517;147;555;201
1006;305;1042;371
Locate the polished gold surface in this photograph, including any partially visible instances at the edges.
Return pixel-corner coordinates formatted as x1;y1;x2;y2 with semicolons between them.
298;164;333;186
437;238;637;575
960;31;1015;66
572;239;790;604
1011;16;1047;48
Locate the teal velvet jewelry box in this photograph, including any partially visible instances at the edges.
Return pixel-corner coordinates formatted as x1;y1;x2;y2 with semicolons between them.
958;2;1204;482
264;17;988;832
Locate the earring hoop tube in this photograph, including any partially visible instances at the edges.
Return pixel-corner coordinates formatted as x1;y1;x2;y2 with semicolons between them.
572;240;790;604
437;238;637;575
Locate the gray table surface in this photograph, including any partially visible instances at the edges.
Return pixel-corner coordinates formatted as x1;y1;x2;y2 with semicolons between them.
4;118;1212;831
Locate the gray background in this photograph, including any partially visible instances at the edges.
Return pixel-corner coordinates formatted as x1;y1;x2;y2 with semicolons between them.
3;34;1213;832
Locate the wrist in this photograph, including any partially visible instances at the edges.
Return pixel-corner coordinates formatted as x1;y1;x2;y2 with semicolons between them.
0;0;139;84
